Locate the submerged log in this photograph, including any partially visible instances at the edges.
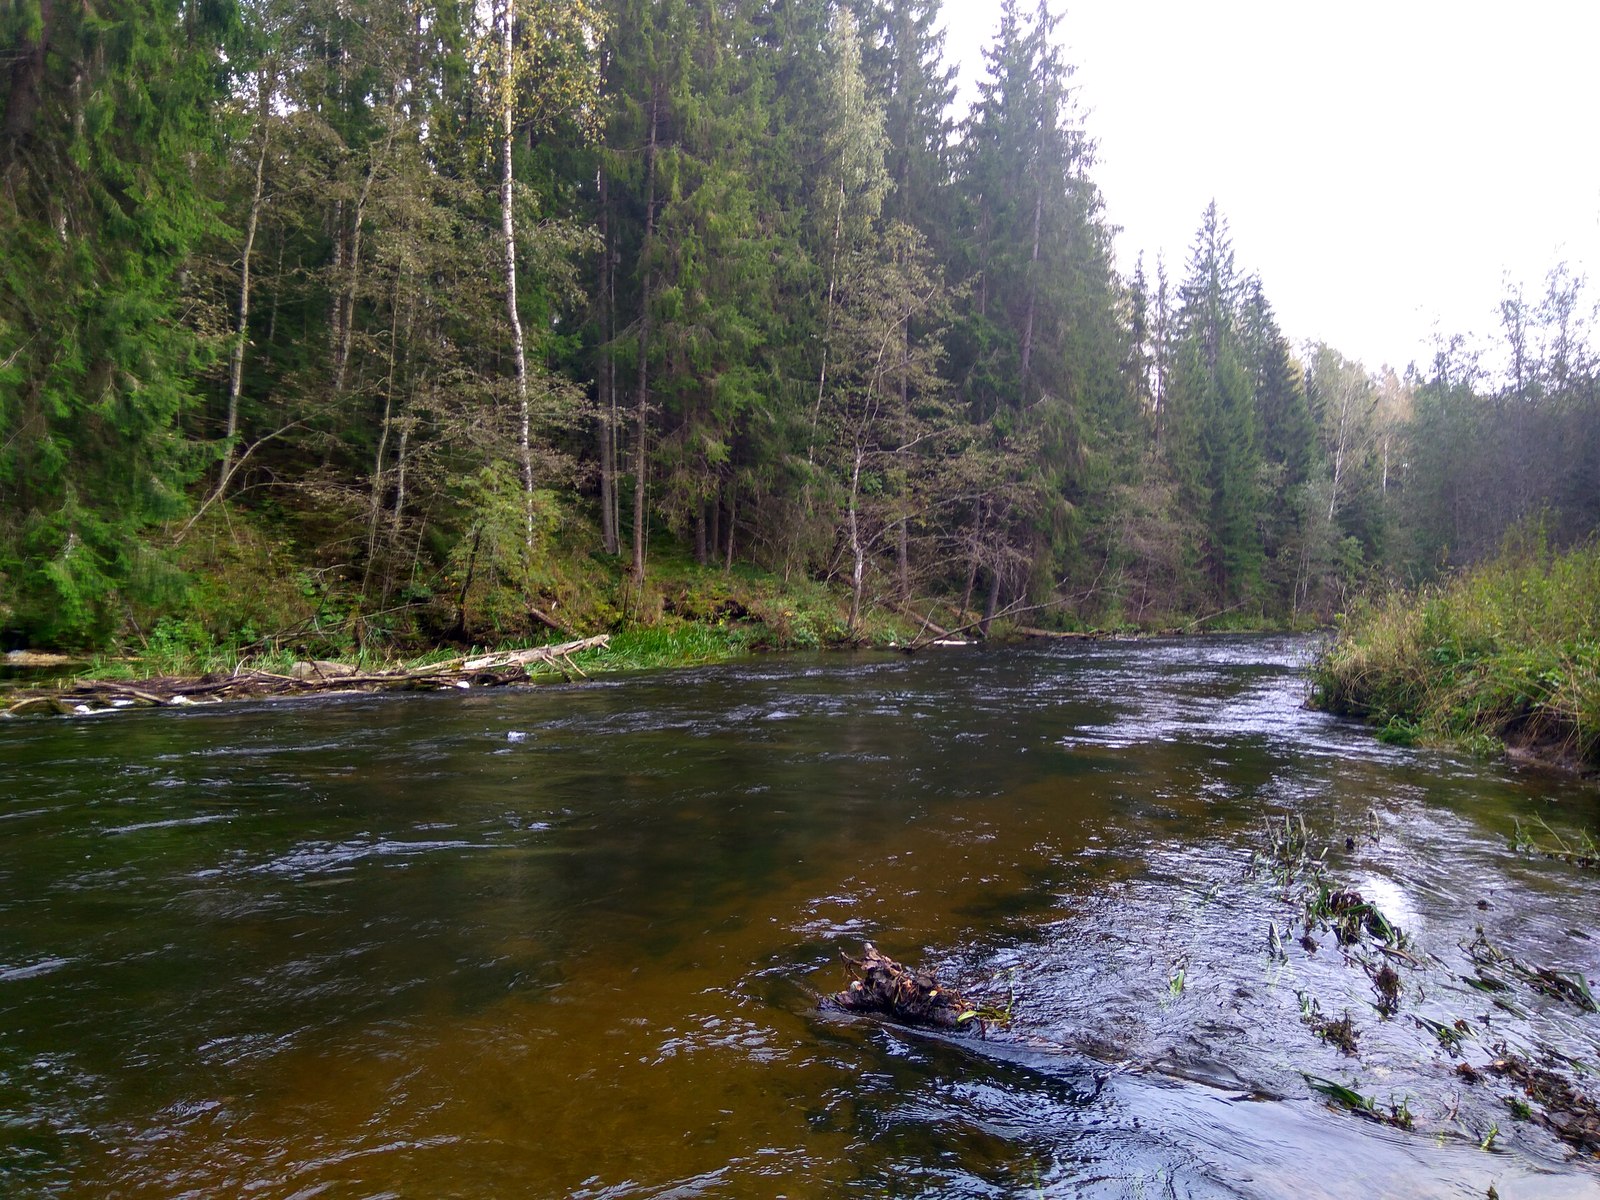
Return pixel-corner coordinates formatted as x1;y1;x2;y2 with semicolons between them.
831;943;973;1030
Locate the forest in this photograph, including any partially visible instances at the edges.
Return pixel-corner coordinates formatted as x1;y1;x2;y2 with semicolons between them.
2;0;1597;653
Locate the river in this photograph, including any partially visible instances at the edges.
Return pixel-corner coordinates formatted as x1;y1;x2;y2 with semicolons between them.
1;636;1597;1197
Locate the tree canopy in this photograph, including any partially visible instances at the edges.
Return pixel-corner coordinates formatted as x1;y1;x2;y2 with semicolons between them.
2;0;1595;649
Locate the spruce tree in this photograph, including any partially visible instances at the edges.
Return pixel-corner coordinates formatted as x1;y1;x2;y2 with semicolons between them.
1168;203;1263;604
0;0;238;644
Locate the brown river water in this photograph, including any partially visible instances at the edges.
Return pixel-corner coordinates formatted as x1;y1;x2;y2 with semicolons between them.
1;636;1597;1197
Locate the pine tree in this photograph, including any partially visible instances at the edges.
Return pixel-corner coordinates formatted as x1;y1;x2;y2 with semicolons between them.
857;0;956;236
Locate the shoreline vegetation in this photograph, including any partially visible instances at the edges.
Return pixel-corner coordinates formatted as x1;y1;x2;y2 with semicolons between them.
1310;534;1600;775
12;1;1597;682
2;538;1284;717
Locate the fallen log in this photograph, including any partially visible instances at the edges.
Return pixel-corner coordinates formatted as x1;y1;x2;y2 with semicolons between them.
2;635;611;718
895;602;952;640
830;943;974;1030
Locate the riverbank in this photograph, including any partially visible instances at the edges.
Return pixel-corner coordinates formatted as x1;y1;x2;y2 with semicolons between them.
1309;536;1600;773
3;536;1296;715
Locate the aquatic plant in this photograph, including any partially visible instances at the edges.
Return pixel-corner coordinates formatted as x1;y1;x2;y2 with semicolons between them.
957;969;1021;1030
1298;994;1360;1055
1304;1075;1414;1129
1465;927;1598;1013
1414;1014;1471;1056
1511;815;1599;869
1252;813;1326;890
1367;961;1403;1016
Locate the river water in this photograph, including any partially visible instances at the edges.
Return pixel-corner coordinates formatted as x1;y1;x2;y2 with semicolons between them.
2;636;1597;1198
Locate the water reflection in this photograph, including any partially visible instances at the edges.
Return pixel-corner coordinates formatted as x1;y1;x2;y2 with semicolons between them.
0;637;1596;1196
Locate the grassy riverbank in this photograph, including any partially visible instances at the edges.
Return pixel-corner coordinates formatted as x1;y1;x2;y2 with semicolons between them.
1310;536;1600;769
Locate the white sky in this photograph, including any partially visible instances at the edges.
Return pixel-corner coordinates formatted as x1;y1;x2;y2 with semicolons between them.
939;0;1600;373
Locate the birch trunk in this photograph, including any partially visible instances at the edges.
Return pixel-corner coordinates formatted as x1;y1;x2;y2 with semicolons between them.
332;141;385;397
597;167;618;555
499;0;534;548
1019;185;1042;386
847;444;865;633
217;68;273;497
806;183;846;473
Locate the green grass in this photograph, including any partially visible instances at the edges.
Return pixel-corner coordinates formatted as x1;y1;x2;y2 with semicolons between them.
67;542;920;687
1310;532;1600;768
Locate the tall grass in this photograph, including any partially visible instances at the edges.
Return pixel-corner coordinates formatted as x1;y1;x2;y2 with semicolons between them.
573;625;749;673
1310;533;1600;766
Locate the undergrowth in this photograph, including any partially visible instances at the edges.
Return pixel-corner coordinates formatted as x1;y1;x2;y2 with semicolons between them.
1309;526;1600;768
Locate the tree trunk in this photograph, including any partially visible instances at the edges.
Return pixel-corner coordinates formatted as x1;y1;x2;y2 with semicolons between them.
632;92;660;583
332;138;386;397
364;269;413;594
979;567;1001;638
896;308;911;603
597;166;618;555
805;180;846;481
1328;384;1350;522
1019;185;1042;386
896;517;909;604
847;444;866;633
215;68;273;501
265;237;285;346
500;0;535;550
2;0;52;163
959;503;986;616
390;416;410;539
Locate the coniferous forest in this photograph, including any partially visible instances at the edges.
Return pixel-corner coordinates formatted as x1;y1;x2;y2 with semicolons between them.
2;0;1597;652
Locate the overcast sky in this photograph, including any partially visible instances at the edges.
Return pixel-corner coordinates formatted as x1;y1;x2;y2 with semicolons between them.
939;0;1600;374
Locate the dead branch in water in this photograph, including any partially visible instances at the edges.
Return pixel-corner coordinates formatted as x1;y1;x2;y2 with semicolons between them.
829;943;975;1030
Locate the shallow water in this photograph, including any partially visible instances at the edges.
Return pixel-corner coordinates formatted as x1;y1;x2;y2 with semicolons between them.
1;636;1597;1197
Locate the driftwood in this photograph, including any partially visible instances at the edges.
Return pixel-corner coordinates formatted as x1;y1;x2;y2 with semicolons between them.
830;944;973;1030
1014;625;1102;641
2;635;610;718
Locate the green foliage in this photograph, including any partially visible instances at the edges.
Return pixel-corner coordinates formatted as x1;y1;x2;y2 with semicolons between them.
1311;530;1600;766
2;0;1591;656
0;0;235;646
